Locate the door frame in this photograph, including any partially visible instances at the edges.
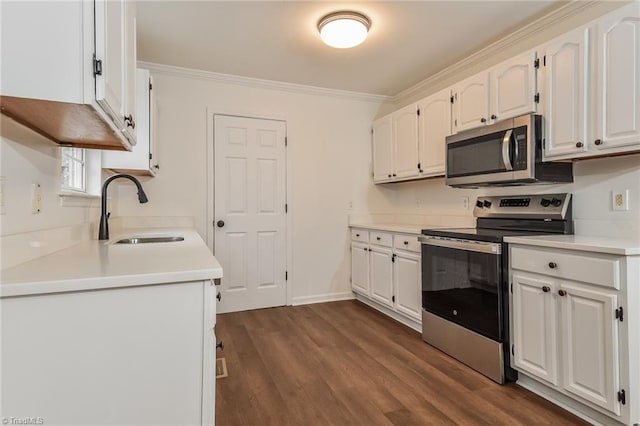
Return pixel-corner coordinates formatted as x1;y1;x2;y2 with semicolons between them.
206;110;292;307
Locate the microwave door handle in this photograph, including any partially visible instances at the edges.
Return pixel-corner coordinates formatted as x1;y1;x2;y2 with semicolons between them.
502;129;514;171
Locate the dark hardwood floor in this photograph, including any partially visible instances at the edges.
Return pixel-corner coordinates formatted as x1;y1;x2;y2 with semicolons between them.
215;300;587;425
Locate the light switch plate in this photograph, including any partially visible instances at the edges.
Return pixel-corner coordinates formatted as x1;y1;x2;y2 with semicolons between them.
612;189;629;211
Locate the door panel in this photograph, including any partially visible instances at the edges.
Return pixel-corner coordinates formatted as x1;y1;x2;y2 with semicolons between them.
512;273;559;386
596;4;640;150
370;247;393;307
394;251;422;321
214;115;286;313
543;26;590;158
560;283;620;415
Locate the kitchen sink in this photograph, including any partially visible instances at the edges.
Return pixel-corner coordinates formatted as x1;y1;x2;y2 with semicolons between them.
115;236;185;244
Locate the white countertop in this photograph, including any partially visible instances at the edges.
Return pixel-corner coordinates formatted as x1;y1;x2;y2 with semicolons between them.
504;234;640;256
0;228;223;298
349;222;451;235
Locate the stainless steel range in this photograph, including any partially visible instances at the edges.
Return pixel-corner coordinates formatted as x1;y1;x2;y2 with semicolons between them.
418;193;573;384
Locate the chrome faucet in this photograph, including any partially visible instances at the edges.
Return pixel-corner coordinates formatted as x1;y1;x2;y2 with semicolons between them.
98;173;148;240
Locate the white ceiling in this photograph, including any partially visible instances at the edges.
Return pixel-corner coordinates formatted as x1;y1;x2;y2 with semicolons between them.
136;1;564;96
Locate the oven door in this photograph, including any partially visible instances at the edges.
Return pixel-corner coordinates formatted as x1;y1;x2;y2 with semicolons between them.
419;235;503;342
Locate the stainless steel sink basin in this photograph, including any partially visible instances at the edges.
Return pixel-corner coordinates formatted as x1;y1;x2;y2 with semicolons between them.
115;236;185;244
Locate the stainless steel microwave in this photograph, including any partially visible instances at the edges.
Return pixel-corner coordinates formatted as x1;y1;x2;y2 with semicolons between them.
445;114;573;188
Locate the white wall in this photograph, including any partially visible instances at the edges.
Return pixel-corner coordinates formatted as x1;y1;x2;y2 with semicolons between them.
113;71;392;303
0;117;100;237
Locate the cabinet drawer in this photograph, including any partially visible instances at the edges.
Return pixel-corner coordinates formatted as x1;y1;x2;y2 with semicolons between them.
351;229;369;243
511;246;621;289
394;234;421;253
370;231;393;247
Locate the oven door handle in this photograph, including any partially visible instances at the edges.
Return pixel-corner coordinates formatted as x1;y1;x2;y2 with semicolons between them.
418;236;502;255
502;129;514;171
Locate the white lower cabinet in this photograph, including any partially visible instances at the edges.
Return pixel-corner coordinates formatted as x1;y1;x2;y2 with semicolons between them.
510;244;637;425
350;228;422;328
0;280;216;425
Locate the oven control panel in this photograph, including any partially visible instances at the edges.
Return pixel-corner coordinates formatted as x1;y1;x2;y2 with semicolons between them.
473;193;571;220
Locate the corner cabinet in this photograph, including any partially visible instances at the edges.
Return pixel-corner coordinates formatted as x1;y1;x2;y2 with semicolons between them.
103;69;159;176
350;228;422;330
1;280;218;425
510;244;639;425
0;0;137;151
542;2;640;160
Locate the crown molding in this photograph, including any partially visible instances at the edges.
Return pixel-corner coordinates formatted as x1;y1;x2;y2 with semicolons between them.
137;61;391;103
392;0;601;104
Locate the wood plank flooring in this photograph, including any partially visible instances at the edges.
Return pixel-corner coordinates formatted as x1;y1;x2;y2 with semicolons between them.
215;300;587;425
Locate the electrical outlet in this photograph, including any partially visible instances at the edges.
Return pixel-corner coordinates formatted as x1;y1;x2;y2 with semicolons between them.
612;189;629;211
31;183;42;214
461;196;469;210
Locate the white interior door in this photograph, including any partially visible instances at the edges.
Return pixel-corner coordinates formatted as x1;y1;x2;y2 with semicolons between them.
214;115;287;313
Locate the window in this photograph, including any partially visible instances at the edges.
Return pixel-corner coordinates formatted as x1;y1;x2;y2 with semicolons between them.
61;148;86;192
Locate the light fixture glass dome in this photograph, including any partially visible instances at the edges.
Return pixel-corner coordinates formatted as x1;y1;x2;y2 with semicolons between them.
318;11;370;49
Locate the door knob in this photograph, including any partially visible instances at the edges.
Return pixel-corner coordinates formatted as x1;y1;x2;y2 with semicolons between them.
216;292;221;301
216;341;224;350
216;220;225;228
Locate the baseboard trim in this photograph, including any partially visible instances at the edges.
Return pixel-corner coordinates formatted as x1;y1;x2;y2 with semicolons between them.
291;292;355;306
516;374;623;426
354;293;422;332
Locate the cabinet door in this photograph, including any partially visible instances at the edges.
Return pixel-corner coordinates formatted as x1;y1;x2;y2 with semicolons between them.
595;3;640;151
351;243;370;296
491;51;537;123
560;283;620;415
370;246;394;307
418;88;451;177
95;0;127;132
149;75;159;171
372;115;394;183
394;251;422;321
454;72;490;132
543;26;591;159
121;0;137;144
512;273;559;386
393;104;420;180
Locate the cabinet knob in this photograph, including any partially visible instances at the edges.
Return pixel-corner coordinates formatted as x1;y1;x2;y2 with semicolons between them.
388;174;392;178
558;289;567;297
216;341;224;350
576;141;583;148
363;247;368;252
594;139;602;146
376;236;381;241
548;262;557;269
491;114;497;120
356;233;360;237
216;292;222;301
542;286;550;293
392;173;397;177
403;241;409;245
480;118;487;123
419;169;423;173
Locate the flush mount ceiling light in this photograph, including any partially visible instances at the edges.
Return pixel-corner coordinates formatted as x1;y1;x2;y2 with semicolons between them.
318;11;371;49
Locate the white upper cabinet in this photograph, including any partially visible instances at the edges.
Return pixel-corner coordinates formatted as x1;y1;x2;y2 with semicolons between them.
595;2;640;152
95;0;137;143
0;0;137;151
453;72;490;132
491;51;538;123
103;69;158;176
541;26;591;159
453;53;537;134
372;115;394;183
393;104;420;180
418;88;451;177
